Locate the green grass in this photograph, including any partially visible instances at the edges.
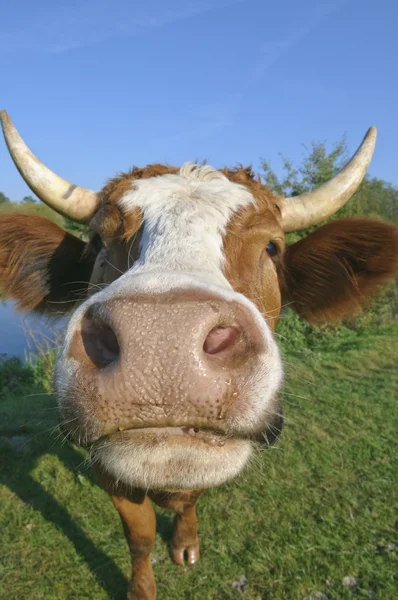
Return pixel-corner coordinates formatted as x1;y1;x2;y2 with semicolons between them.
0;322;397;600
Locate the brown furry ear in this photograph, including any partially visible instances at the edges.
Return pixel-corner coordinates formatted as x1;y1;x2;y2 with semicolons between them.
284;218;398;323
0;213;96;314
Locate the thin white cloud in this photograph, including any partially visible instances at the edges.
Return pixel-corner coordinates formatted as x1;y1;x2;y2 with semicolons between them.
243;0;350;90
0;0;247;54
149;0;351;147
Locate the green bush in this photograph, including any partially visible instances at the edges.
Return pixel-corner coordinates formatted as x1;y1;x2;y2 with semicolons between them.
0;354;34;401
26;347;58;394
0;346;58;401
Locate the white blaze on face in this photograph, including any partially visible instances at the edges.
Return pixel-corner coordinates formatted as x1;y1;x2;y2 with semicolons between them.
118;163;254;287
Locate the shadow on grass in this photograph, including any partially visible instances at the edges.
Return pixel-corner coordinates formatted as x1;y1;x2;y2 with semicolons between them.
0;396;129;600
156;512;174;545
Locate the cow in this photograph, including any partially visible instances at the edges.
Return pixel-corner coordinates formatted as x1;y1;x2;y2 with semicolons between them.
1;109;397;600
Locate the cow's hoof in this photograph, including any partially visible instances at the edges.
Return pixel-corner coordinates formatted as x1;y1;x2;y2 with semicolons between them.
171;540;200;566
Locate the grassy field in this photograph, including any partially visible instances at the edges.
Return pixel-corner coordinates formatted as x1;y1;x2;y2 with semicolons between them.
0;320;397;600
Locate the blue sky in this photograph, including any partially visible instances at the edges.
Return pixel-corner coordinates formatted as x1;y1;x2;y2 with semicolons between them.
1;0;397;201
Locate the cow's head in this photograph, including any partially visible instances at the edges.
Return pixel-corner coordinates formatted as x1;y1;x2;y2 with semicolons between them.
1;111;397;490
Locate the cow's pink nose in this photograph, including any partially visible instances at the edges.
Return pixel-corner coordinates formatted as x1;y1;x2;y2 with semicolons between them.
76;310;244;368
68;294;264;379
203;325;241;355
65;293;268;433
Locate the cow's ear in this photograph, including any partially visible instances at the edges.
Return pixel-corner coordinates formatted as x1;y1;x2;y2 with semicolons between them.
283;218;398;323
0;213;96;314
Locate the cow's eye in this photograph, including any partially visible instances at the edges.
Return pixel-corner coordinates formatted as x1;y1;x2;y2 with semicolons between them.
266;241;278;257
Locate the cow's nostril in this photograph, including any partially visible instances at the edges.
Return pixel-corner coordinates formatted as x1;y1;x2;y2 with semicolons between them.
81;310;120;368
203;325;241;355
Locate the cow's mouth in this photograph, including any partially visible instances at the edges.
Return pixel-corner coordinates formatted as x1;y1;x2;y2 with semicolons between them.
90;424;253;490
105;425;232;447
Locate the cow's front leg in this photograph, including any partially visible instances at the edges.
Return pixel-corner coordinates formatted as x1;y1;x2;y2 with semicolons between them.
95;468;157;600
111;493;157;600
150;490;201;566
171;500;200;565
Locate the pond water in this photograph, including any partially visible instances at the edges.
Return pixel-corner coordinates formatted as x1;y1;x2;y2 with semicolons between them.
0;301;68;359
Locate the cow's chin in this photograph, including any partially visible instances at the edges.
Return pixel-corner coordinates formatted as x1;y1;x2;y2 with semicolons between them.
91;427;253;491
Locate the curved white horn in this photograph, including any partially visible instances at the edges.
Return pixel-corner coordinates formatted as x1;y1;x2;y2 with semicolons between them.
280;126;377;232
0;110;100;223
